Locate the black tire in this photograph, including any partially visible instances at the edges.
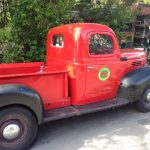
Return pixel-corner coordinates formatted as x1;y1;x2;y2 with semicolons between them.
136;88;150;112
0;107;38;150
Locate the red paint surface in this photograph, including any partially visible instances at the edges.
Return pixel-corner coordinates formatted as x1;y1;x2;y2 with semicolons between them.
0;62;70;110
0;23;147;110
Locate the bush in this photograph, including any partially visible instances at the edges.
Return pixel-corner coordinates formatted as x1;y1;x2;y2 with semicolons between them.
0;41;24;63
0;0;138;63
76;0;138;41
7;0;77;62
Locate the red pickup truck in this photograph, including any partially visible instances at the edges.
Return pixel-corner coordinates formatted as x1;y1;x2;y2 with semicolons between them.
0;23;149;150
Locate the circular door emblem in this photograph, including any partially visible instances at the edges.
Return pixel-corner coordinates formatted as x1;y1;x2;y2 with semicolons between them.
98;68;110;81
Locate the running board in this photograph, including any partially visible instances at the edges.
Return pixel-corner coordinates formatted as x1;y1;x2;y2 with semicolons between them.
43;98;129;123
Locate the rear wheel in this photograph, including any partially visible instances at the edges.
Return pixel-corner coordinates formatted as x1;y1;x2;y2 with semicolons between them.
136;88;150;112
0;107;38;150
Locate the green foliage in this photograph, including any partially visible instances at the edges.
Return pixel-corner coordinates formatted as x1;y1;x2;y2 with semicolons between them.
0;0;11;28
76;0;138;41
0;41;24;63
0;27;24;63
1;0;139;63
0;28;11;43
3;0;77;62
144;0;150;4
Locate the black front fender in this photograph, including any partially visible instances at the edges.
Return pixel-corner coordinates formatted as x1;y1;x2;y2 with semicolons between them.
0;84;43;124
118;67;150;102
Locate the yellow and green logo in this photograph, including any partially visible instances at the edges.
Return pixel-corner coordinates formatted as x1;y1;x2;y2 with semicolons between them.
98;68;110;81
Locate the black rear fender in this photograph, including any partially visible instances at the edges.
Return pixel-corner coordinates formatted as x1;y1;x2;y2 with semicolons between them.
0;84;43;124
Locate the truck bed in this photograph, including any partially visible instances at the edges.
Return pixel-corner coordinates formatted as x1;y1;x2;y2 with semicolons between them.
0;62;70;110
0;62;55;76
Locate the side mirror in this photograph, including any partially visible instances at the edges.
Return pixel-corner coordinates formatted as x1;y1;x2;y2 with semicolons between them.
120;57;128;61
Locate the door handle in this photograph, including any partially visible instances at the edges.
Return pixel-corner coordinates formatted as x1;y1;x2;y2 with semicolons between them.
87;66;95;69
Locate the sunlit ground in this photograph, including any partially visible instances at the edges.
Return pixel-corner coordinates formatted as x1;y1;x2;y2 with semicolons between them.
31;105;150;150
78;125;150;150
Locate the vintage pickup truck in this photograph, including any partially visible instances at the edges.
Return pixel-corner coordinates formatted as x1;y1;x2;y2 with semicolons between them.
0;23;149;150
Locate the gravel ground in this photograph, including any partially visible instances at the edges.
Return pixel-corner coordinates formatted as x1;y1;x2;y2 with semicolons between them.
30;104;150;150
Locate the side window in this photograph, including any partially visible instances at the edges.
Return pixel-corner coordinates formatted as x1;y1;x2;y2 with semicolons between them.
52;34;64;47
89;34;113;55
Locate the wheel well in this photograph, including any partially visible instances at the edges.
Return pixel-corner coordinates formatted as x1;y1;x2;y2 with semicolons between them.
0;104;39;124
142;85;150;94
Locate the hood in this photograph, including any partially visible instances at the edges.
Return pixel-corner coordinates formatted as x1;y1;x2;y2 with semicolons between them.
120;49;146;60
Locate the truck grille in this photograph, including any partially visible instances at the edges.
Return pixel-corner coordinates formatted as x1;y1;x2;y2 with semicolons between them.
131;61;143;69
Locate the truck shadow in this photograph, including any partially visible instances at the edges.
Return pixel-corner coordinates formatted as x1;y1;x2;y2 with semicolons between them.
30;104;150;150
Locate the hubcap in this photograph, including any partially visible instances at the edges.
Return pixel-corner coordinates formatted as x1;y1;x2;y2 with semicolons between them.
3;124;21;140
146;92;150;102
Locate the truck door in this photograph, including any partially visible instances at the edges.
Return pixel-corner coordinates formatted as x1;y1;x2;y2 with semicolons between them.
84;32;122;105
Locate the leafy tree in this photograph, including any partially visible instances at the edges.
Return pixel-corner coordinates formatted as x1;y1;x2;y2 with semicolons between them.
0;0;11;28
0;0;141;63
6;0;77;62
76;0;138;40
144;0;150;4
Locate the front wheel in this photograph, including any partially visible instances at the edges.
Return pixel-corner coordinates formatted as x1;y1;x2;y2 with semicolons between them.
0;107;38;150
136;88;150;112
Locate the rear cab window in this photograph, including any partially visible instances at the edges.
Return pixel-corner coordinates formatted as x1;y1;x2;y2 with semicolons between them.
52;34;64;47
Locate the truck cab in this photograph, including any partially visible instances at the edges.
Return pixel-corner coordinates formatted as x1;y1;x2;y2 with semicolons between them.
46;23;146;106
